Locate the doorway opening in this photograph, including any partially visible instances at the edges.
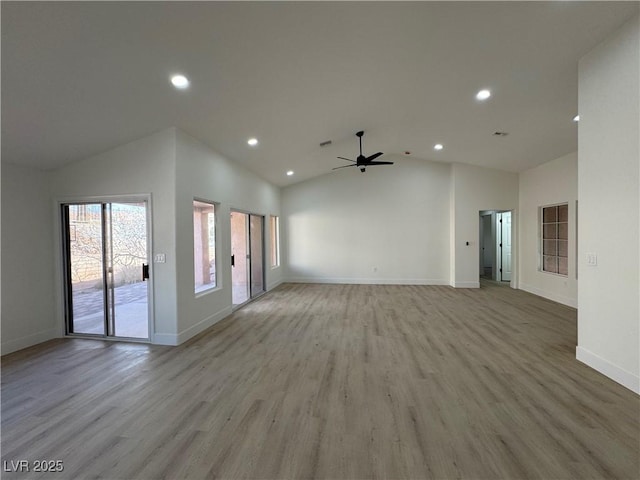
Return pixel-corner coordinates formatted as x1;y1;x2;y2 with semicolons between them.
479;210;512;282
230;211;265;309
61;200;150;340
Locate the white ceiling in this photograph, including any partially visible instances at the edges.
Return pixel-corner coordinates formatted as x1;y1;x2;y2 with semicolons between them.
2;2;638;186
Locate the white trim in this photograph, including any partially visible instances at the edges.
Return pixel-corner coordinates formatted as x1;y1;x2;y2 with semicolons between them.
153;305;233;346
519;282;577;308
55;193;153;205
576;346;640;394
152;333;179;346
266;278;284;291
453;281;480;288
1;328;58;355
286;277;449;285
195;285;222;298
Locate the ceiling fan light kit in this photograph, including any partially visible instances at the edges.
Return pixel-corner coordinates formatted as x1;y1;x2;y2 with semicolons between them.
334;130;394;173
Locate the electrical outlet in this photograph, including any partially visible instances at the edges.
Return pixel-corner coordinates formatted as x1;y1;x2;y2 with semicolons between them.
154;253;166;264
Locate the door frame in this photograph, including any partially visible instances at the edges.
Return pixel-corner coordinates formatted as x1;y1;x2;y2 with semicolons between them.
477;208;517;288
56;194;154;343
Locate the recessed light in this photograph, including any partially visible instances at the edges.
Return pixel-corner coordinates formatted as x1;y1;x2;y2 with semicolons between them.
476;89;491;101
247;138;259;146
286;170;294;176
170;74;189;89
434;144;444;151
573;115;580;122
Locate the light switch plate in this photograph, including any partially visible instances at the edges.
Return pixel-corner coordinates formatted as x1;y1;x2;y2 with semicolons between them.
154;253;166;263
586;253;597;266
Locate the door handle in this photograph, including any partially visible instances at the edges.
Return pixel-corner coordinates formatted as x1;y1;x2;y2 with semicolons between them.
142;264;149;281
231;254;235;267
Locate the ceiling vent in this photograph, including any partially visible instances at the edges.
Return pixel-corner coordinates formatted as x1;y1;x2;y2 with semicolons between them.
319;140;332;147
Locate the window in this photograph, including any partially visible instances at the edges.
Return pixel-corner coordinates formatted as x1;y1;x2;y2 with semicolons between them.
194;200;217;293
541;203;568;276
270;215;280;267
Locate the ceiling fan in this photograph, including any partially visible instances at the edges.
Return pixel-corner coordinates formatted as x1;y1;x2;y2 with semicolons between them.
334;130;393;173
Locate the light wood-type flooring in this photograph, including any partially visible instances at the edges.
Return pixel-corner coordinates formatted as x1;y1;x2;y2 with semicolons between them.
2;282;639;479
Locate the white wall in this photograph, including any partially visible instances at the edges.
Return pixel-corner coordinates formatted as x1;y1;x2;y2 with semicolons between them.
282;158;451;284
451;164;519;288
577;15;639;393
3;127;283;352
50;128;179;343
174;130;282;342
1;163;57;353
519;151;578;307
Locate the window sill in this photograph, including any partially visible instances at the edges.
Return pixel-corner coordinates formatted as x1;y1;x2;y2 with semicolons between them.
538;270;569;278
195;285;221;298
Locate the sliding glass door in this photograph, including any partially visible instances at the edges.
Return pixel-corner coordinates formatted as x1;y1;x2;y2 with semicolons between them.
230;211;265;308
62;200;150;339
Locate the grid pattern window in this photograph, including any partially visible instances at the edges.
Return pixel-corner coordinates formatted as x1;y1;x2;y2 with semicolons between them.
270;215;280;267
69;204;92;223
541;203;568;276
194;200;217;293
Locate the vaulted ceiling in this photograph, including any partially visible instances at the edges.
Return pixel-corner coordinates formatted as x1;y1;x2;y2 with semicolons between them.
2;2;637;186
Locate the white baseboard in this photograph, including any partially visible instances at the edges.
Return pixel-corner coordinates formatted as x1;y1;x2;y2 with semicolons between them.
286;277;449;286
267;279;284;291
451;281;480;288
519;283;577;308
152;333;180;346
1;328;59;355
153;306;233;346
576;346;639;394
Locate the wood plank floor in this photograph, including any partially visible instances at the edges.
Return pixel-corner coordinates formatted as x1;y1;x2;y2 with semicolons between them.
2;282;639;479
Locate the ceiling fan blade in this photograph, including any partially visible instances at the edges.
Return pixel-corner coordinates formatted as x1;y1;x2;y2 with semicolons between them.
337;156;356;163
365;152;384;162
366;161;394;166
332;164;356;170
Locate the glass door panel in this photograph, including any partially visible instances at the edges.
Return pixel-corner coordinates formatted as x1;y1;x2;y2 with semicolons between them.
66;203;106;335
110;202;149;339
231;211;250;307
249;215;265;297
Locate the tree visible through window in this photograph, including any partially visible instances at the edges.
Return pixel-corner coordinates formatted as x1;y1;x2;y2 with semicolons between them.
270;215;280;267
194;200;217;293
541;203;568;276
